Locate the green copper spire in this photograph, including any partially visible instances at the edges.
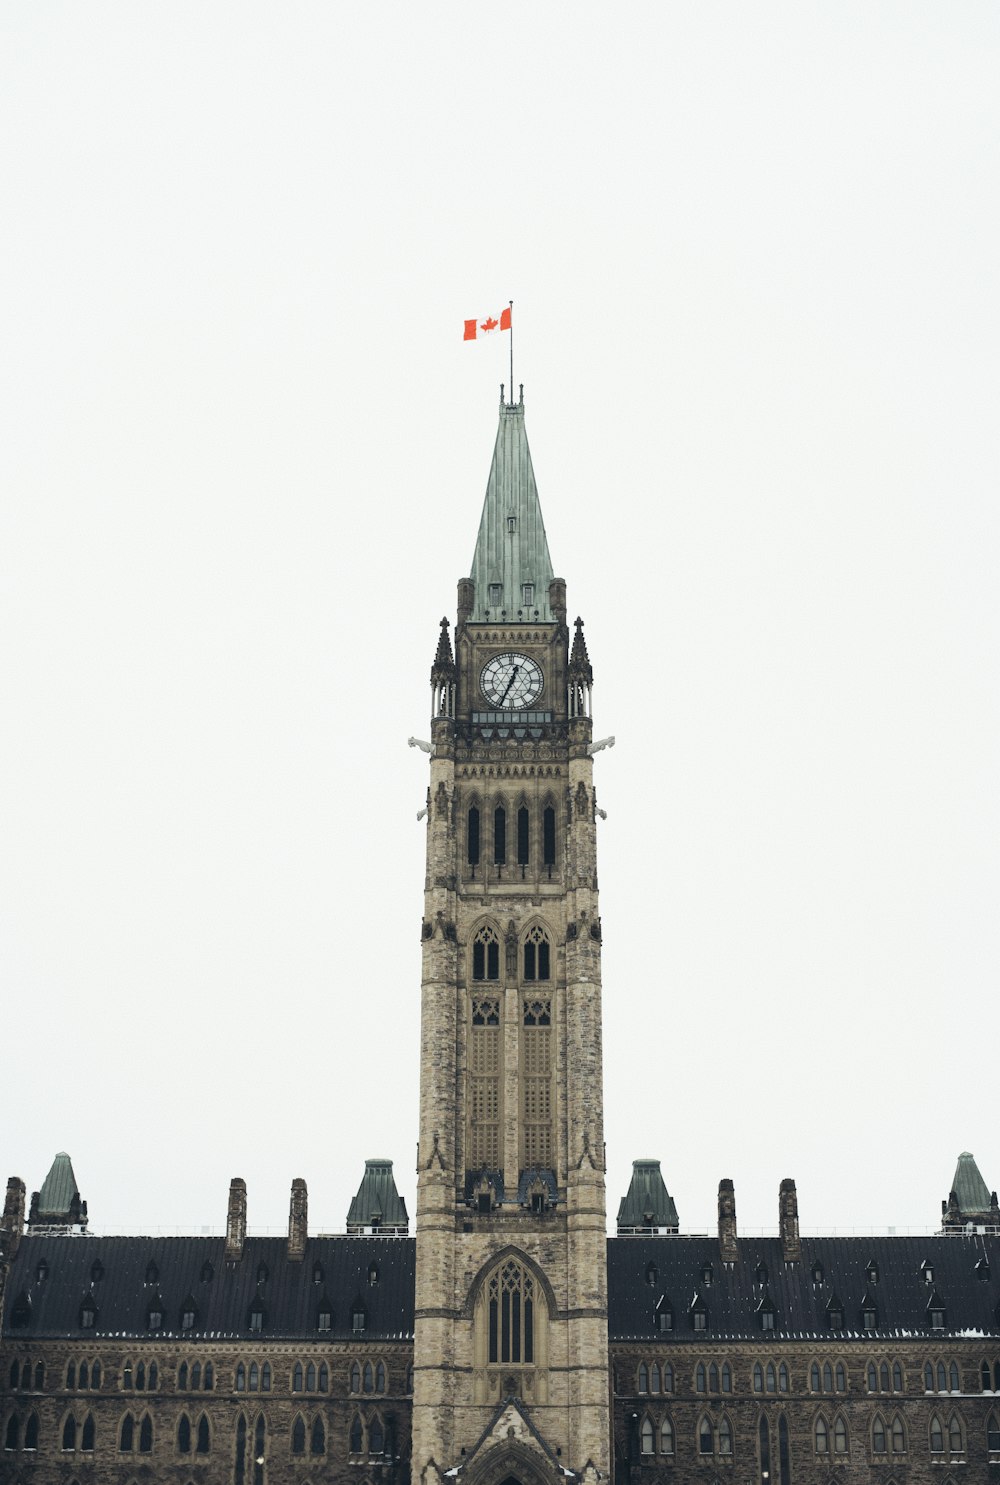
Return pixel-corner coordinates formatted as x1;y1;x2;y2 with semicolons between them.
469;388;555;622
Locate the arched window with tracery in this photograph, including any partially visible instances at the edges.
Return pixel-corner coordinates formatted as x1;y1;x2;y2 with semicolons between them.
521;989;553;1171
640;1417;654;1455
472;923;500;982
523;925;550;981
489;1259;534;1363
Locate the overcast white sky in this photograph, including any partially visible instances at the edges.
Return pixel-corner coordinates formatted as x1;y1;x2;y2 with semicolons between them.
2;3;997;1239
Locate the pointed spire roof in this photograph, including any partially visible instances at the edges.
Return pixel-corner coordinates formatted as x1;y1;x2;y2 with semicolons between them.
616;1159;679;1233
469;389;554;621
346;1159;409;1234
950;1151;993;1217
37;1152;80;1218
431;616;455;680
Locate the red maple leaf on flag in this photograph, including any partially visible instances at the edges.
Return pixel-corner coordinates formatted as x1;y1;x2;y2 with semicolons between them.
481;317;498;332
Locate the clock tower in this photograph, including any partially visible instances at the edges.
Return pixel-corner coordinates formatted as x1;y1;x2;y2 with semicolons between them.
412;389;610;1485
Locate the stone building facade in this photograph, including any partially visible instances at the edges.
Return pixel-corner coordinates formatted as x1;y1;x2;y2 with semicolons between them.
2;391;999;1485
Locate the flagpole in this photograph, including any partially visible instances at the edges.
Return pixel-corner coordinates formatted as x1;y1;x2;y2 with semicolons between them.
509;301;514;405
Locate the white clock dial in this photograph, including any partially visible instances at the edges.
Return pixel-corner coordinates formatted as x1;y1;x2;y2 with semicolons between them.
480;652;544;709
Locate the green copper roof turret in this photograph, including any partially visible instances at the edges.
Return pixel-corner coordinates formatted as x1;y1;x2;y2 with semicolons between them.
346;1159;409;1234
616;1159;679;1233
469;389;554;622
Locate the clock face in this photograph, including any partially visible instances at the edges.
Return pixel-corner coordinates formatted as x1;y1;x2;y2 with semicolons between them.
480;652;544;709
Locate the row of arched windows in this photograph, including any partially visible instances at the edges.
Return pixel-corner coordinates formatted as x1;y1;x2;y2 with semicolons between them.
6;1361;43;1391
177;1413;211;1453
235;1362;271;1392
348;1361;387;1393
638;1414;732;1457
348;1411;390;1456
177;1360;214;1390
122;1360;158;1390
64;1360;102;1390
867;1359;905;1392
467;803;557;871
628;1354;987;1398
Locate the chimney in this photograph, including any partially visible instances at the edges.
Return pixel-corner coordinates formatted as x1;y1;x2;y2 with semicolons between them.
224;1178;247;1263
718;1178;738;1263
287;1178;308;1261
2;1177;26;1261
779;1178;801;1262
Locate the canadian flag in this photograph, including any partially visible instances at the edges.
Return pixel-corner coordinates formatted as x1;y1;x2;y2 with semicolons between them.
464;307;512;340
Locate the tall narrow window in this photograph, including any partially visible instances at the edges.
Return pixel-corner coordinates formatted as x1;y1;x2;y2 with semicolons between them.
759;1416;771;1474
720;1416;734;1457
5;1415;19;1451
523;925;550;981
815;1416;828;1454
350;1415;364;1453
467;807;480;867
494;806;506;865
253;1415;265;1485
469;993;501;1170
62;1415;77;1451
139;1414;152;1453
930;1414;944;1452
178;1413;192;1452
197;1414;210;1453
292;1417;306;1456
778;1414;789;1477
517;807;529;865
660;1418;674;1455
235;1415;247;1485
522;996;553;1169
543;806;556;866
311;1416;325;1455
834;1415;848;1454
24;1412;39;1450
472;924;500;981
640;1418;654;1455
120;1414;134;1452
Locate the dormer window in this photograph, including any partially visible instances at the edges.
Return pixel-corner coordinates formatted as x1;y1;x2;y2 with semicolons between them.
921;1260;934;1284
701;1263;713;1285
90;1260;104;1284
181;1299;197;1331
863;1304;877;1332
317;1303;332;1332
144;1262;158;1285
522;583;534;606
147;1296;164;1331
352;1305;367;1333
645;1262;658;1288
654;1295;674;1332
35;1260;48;1284
313;1263;325;1285
507;513;517;534
488;584;502;608
256;1263;269;1285
249;1305;265;1333
811;1260;824;1286
866;1259;879;1284
756;1261;769;1284
200;1261;214;1283
79;1296;97;1330
11;1290;31;1328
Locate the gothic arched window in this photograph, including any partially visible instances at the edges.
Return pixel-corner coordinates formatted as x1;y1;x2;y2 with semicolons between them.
660;1417;674;1455
815;1414;829;1454
472;924;500;981
467;806;481;867
138;1413;152;1453
517;806;529;865
640;1417;654;1455
24;1411;39;1450
349;1414;363;1453
119;1413;134;1452
197;1413;210;1453
178;1413;192;1452
543;805;556;866
488;1259;534;1364
292;1416;306;1455
523;926;551;981
493;805;507;865
311;1415;325;1455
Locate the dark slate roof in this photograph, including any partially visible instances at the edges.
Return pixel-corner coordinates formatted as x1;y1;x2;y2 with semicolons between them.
607;1233;1000;1341
3;1234;415;1341
36;1152;80;1217
616;1161;679;1231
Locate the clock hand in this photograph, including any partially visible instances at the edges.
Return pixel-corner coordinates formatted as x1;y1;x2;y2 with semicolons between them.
499;665;520;705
